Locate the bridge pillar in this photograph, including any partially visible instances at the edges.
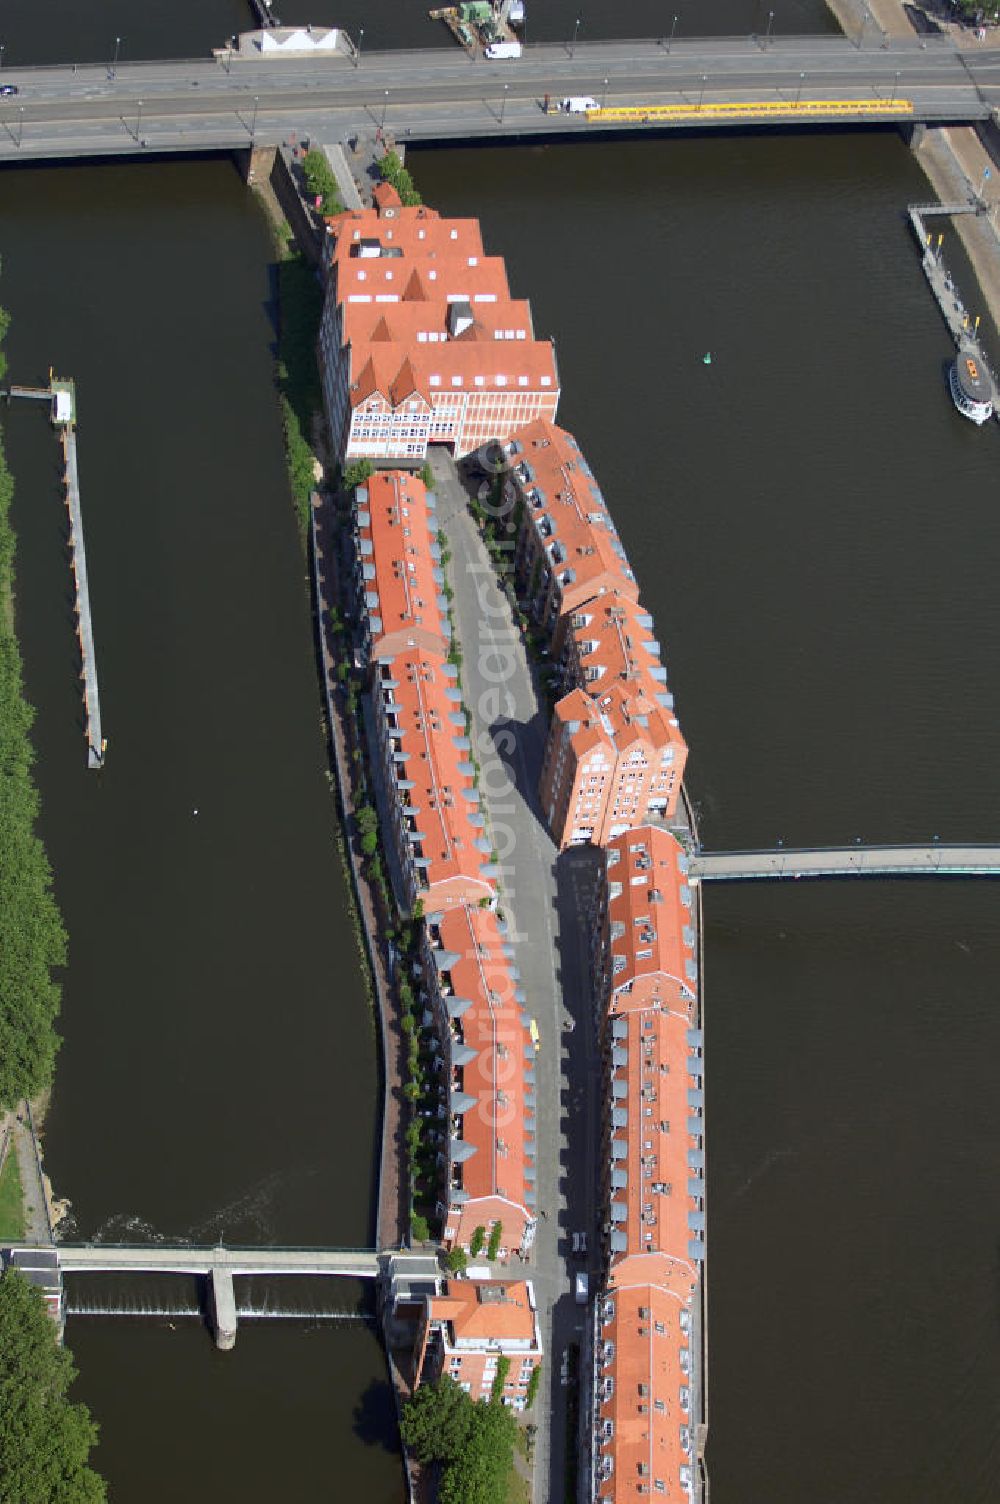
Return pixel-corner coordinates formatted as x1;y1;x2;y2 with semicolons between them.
904;121;927;151
209;1267;237;1350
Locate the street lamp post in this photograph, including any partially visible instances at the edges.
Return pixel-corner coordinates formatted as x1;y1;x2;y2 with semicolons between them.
17;104;23;148
0;44;5;73
111;35;121;80
356;26;363;68
699;73;707;110
501;82;508;123
668;14;678;53
890;68;900;104
602;76;608;109
796;71;805;104
765;10;775;47
382;89;389;130
137;99;143;141
570;15;581;57
251;93;259;141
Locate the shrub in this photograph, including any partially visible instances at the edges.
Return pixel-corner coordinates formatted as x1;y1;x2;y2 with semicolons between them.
343;458;375;491
487;1220;503;1260
490;1355;511;1402
445;1246;468;1274
525;1362;541;1410
469;1225;486;1257
301;148;343;215
411;1212;430;1242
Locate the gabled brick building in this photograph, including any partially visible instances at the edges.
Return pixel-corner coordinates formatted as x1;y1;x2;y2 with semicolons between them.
319;189;560;462
414;1278;543;1408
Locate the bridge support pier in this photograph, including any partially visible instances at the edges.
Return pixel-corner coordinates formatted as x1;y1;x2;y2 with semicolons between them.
209;1267;237;1350
903;121;927;151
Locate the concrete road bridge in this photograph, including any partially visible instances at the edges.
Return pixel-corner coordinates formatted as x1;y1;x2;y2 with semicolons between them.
690;843;1000;880
0;34;996;162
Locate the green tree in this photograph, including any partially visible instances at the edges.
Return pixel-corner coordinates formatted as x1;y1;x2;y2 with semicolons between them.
410;1211;430;1241
360;831;378;856
378;150;422;207
524;1361;541;1409
445;1245;468;1274
0;1273;106;1502
343;458;375;491
0;314;69;1109
420;462;434;490
487;1220;503;1260
469;1225;486;1257
400;1375;474;1463
438;1398;517;1504
301;148;343;216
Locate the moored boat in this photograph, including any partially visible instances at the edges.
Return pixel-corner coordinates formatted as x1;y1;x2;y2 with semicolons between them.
949;342;995;425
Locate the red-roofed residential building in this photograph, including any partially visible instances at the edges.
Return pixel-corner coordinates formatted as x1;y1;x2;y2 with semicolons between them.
538;681;687;849
423;904;537;1260
593;1263;700;1503
413;1279;543;1408
353;471;450;661
319;198;560;461
370;648;496;916
510;420;637;636
591;825;705;1503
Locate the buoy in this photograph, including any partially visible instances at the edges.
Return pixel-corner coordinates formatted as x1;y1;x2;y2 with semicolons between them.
193;808;199;816
703;352;713;365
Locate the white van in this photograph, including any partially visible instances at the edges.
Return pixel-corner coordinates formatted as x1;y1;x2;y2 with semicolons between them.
486;40;522;59
561;96;598;114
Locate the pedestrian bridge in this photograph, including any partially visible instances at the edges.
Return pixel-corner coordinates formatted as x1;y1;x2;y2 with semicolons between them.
57;1243;384;1277
690;845;1000;881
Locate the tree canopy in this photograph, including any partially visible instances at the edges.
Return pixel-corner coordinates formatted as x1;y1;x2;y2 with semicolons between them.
0;309;68;1109
0;1272;106;1503
400;1375;518;1504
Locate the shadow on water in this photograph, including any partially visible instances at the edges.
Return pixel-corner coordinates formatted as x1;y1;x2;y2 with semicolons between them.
353;1375;401;1452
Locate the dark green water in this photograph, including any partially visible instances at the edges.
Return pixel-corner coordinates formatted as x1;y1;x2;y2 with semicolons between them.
412;127;1000;1502
2;1;1000;1500
0;0;836;67
1;156;399;1501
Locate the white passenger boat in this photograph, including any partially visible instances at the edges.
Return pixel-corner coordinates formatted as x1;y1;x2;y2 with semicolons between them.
949;343;995;425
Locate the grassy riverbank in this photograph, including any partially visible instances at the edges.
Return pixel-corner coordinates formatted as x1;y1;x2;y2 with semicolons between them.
0;1148;24;1240
0;310;68;1112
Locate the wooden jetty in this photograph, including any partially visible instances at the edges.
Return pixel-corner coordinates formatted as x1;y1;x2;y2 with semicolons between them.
6;375;105;768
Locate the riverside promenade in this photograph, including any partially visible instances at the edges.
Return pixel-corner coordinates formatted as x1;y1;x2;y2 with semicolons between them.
309;488;408;1252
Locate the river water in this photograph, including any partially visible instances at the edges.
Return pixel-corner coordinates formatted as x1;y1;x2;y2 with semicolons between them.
3;0;1000;1499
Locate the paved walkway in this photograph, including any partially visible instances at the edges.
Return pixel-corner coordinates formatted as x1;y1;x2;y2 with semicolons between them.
430;452;602;1503
310;491;409;1251
9;1106;52;1244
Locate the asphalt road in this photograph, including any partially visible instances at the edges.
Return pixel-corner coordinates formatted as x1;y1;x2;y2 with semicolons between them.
0;35;996;160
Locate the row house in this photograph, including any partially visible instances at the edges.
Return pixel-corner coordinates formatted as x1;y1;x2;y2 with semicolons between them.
370;646;496;916
510;419;637;638
538;683;687;850
593;1263;700;1504
423;904;538;1260
353;471;450;662
591;826;705;1503
414;1278;543;1409
319;186;560;463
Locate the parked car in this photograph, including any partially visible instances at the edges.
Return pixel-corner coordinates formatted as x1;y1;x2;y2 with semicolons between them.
574;1272;589;1305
